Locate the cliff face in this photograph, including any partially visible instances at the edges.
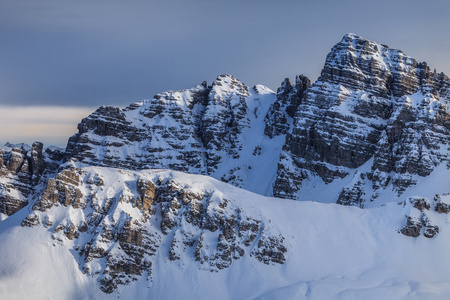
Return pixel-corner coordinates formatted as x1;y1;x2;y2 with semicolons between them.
24;167;286;293
0;142;63;219
64;74;287;195
273;33;450;206
264;75;311;138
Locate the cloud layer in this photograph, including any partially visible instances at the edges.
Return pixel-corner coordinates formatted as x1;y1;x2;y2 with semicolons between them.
0;106;94;147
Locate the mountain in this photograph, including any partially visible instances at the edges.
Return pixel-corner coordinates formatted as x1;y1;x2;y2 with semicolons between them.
64;75;285;195
2;34;450;299
63;34;450;209
274;33;450;205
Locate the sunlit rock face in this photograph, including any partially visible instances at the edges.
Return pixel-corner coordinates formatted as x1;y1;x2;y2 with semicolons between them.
273;33;450;205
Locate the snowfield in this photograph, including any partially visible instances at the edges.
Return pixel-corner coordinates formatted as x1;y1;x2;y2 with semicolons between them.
1;167;450;300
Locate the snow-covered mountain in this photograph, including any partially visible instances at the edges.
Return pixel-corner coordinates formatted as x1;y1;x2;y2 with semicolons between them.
64;74;286;196
2;33;450;299
63;34;450;208
274;33;450;205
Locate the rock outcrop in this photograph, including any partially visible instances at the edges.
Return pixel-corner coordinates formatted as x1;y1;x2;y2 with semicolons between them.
0;143;63;219
264;75;311;138
400;196;446;238
25;167;287;293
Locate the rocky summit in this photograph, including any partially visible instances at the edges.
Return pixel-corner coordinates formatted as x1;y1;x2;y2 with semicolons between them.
3;34;450;299
64;74;283;195
63;33;450;208
273;33;450;205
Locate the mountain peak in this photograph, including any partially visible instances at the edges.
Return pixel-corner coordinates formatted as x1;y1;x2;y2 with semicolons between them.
336;33;407;60
341;32;362;41
210;74;250;98
340;33;384;47
316;33;447;99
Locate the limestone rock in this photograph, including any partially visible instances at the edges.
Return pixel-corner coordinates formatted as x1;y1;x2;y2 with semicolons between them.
273;34;450;203
33;168;83;211
422;214;439;238
435;202;450;214
401;198;440;238
0;143;63;218
409;197;431;211
337;172;366;207
64;74;278;182
22;167;287;293
264;75;311;138
401;216;422;238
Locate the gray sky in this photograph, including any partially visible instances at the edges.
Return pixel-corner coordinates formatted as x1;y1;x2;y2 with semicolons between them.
1;0;450;146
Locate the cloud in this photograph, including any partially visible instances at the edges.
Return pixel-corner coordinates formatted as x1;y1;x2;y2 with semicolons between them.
0;106;94;147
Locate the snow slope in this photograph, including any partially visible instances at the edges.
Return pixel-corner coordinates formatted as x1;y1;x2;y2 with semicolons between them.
1;167;450;299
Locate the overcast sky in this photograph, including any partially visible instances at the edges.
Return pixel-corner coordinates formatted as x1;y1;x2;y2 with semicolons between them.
1;0;450;146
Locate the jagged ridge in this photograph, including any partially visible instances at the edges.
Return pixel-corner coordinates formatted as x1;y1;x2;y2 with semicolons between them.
273;33;450;205
64;74;284;195
22;167;286;293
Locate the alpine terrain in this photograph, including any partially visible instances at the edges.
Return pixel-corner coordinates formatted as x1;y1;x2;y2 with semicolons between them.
2;34;450;299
